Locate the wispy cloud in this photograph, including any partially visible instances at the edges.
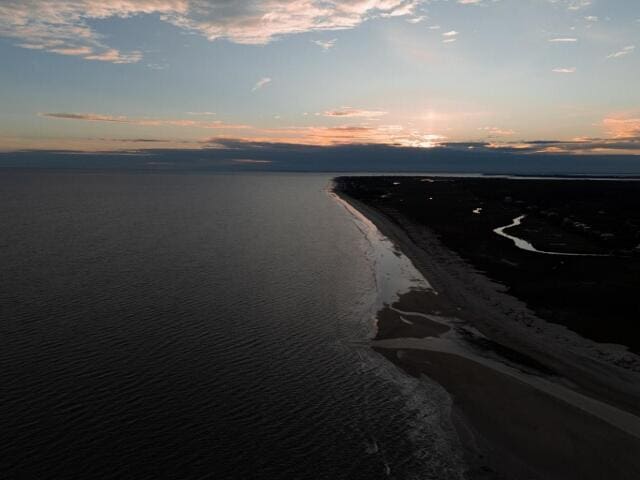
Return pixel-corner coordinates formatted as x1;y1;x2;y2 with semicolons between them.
17;41;141;63
147;63;169;70
252;77;272;92
406;16;426;24
567;0;591;10
442;30;458;43
48;46;93;56
607;45;635;58
232;159;273;165
322;107;388;118
552;67;576;73
0;0;426;63
40;113;129;122
84;49;143;64
549;37;578;42
312;39;337;51
478;126;516;137
549;0;592;10
39;112;249;129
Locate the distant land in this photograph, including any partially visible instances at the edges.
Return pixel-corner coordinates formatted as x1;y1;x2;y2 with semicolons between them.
3;143;640;175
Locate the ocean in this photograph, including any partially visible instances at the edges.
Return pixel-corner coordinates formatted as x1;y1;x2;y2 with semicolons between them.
0;171;464;479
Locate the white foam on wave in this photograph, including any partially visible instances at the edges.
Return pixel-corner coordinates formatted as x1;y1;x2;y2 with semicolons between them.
331;187;467;479
331;191;433;311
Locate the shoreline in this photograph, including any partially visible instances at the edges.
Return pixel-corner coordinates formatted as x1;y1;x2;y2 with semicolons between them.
332;179;640;479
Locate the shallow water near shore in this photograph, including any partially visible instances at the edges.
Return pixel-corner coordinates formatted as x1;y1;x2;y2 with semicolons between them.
1;171;464;479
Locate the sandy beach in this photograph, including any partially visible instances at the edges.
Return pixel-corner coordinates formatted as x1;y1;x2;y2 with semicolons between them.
334;178;640;480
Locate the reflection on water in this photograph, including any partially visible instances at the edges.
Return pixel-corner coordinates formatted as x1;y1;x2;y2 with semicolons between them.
1;172;465;480
494;215;609;257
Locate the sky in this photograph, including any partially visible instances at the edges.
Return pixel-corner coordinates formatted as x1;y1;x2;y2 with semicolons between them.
0;0;639;155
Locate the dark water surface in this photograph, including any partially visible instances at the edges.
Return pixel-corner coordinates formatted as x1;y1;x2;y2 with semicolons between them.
0;172;462;479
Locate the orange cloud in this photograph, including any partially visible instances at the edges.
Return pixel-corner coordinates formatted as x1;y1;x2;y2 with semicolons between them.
602;117;640;138
35;111;450;147
239;124;445;147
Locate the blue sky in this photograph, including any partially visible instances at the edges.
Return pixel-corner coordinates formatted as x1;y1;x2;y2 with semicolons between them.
0;0;639;154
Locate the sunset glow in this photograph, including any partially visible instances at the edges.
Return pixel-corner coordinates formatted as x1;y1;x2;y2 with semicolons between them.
0;0;638;152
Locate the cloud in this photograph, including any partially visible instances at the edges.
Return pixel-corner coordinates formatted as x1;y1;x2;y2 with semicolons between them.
566;0;591;10
232;159;273;164
312;38;337;50
176;1;424;44
186;111;216;116
263;125;445;148
442;30;458;43
548;37;578;42
40;113;129;122
0;0;179;63
584;16;598;22
252;77;272;91
607;45;635;59
478;126;516;137
380;1;419;17
552;67;576;73
442;136;640;155
531;137;640;154
197;120;444;148
212;123;639;152
470;120;640;154
406;16;426;24
548;0;591;10
5;141;640;176
322;107;388;118
0;1;425;63
48;46;94;56
147;62;169;70
215;135;637;154
39;112;249;129
602;117;640;138
84;48;143;64
8;114;640;156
